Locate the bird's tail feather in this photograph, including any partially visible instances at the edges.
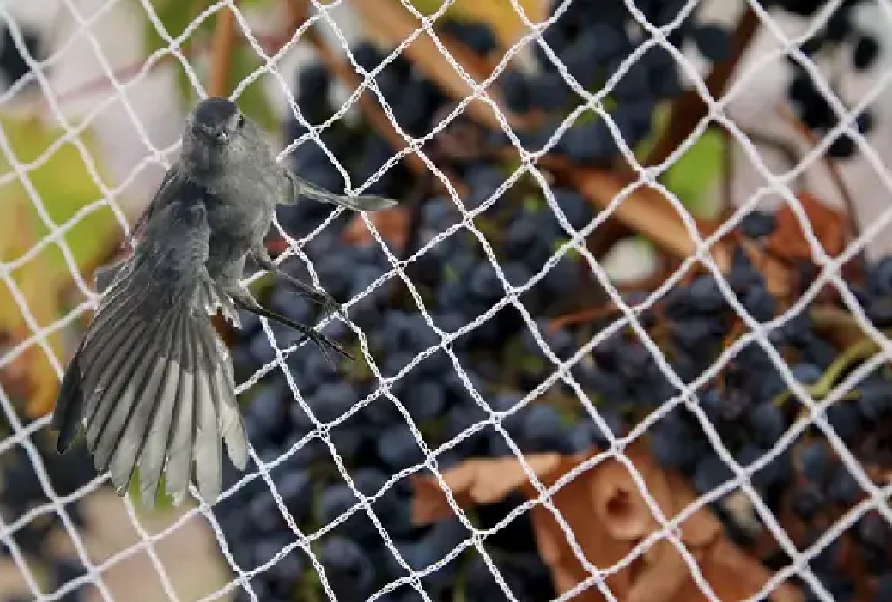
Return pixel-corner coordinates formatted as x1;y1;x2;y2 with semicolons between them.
52;241;247;507
295;174;398;212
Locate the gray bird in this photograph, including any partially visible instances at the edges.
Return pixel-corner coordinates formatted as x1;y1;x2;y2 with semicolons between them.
51;97;397;508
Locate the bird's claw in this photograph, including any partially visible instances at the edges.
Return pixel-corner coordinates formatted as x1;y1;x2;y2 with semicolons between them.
295;329;354;366
309;289;343;319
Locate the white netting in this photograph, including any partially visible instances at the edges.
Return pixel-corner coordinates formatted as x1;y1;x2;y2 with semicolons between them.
0;0;890;601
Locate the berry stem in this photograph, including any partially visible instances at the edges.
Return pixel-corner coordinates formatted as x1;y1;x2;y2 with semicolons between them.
772;334;882;407
547;304;622;331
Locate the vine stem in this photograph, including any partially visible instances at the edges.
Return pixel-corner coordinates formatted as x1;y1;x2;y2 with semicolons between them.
581;5;763;260
643;5;760;167
772;334;882;407
209;3;238;97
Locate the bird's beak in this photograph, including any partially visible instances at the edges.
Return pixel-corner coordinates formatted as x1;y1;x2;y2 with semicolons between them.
194;124;229;145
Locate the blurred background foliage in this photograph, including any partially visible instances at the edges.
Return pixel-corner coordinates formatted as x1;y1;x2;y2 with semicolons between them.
0;117;116;417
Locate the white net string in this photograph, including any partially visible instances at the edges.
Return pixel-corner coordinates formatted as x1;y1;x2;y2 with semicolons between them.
0;0;888;601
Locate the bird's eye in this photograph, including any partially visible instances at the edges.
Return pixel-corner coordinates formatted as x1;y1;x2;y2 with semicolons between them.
236;114;245;128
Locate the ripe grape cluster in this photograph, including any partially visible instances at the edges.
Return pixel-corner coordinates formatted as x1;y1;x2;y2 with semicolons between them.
488;0;734;164
215;4;891;602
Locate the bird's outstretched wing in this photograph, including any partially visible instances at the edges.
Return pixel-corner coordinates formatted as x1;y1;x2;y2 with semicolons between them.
91;167;184;290
129;165;183;245
279;165;398;212
52;198;247;508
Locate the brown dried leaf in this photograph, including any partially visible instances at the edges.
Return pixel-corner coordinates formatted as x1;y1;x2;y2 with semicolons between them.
349;0;530;131
410;453;567;525
0;195;69;417
569;170;700;259
341;207;411;252
664;472;721;548
562;166;790;296
591;448;666;541
0;197;34;332
407;0;549;50
765;191;847;263
19;260;66;417
529;478;633;602
628;540;690;602
691;538;805;602
412;442;803;602
810;305;864;349
446;1;548;49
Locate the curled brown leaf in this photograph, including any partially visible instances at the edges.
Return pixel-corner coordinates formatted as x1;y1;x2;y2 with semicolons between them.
412;442;803;602
765;191;847;263
628;540;690;602
341;207;411;252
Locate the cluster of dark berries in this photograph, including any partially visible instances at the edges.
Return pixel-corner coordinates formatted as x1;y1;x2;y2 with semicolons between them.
211;3;891;601
0;423;96;602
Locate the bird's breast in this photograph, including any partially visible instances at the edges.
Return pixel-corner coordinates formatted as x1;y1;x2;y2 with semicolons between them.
204;189;271;257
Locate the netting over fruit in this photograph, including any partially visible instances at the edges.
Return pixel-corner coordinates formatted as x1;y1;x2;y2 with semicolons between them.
1;0;891;601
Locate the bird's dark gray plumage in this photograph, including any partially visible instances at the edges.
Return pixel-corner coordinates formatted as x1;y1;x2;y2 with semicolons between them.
51;97;397;508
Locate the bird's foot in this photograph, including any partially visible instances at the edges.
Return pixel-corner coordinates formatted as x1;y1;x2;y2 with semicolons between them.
294;328;353;366
307;288;344;320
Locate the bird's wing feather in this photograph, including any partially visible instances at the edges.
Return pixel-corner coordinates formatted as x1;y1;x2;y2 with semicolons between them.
129;164;184;243
52;192;247;507
91;164;187;296
93;259;127;294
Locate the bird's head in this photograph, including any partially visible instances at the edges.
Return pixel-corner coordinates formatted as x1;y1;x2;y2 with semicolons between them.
181;97;264;175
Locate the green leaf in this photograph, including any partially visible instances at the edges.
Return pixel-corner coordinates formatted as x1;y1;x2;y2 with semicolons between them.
0;115;119;278
642;105;724;218
519;352;546;374
128;469;175;511
557;405;578;426
0;114;120;416
231;47;279;132
660;127;723;218
523;194;542;212
142;0;206;57
501;155;522;175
